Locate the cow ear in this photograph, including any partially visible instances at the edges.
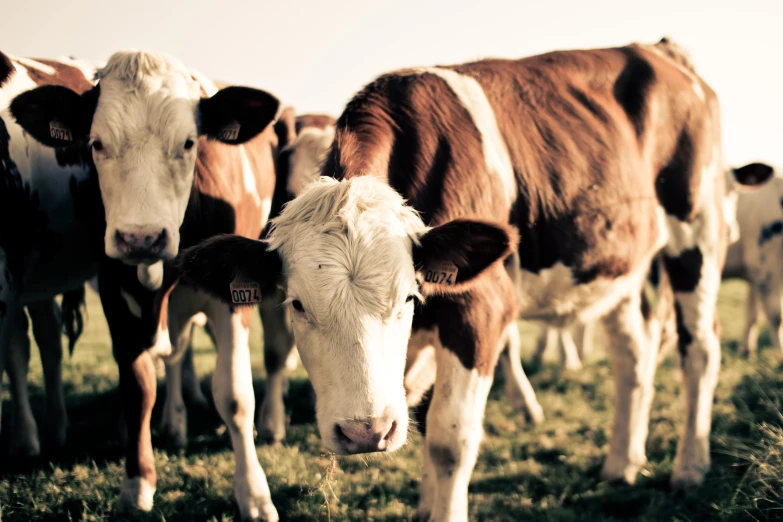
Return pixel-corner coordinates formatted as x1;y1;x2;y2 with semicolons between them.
413;219;517;295
177;234;282;306
199;86;280;145
732;162;774;187
10;85;97;147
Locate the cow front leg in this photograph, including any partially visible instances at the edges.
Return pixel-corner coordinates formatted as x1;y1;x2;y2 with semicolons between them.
115;350;157;513
207;300;278;521
257;289;295;443
600;292;659;484
416;347;494;522
28;298;68;451
758;282;783;355
7;309;40;458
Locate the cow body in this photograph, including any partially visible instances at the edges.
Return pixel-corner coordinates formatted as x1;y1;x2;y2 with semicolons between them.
12;51;283;520
178;38;737;520
0;53;102;457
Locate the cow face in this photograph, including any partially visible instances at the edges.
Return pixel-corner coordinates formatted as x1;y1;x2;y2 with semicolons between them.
177;176;515;455
10;51;279;264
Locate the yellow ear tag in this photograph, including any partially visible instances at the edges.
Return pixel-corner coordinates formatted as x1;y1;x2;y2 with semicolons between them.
218;122;240;141
423;261;458;286
49;120;72;141
230;278;261;304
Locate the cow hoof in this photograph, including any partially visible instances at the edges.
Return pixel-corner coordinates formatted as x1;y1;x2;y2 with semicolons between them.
9;429;41;459
256;402;286;444
242;503;279;522
526;405;545;425
412;510;431;522
671;465;707;490
116;475;155;513
600;457;645;485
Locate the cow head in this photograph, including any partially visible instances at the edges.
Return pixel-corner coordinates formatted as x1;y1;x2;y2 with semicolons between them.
724;162;776;242
178;176;515;455
10;50;279;265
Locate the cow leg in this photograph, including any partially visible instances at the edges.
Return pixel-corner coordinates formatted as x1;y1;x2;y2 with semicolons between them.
206;298;278;521
758;283;783;354
160;288;205;450
575;320;595;361
531;324;558;366
7;309;40;457
180;319;210;411
257;289;295;443
559;328;583;371
28;299;68;451
500;323;544;423
666;255;722;488
600;291;660;484
740;284;761;358
417;344;495;522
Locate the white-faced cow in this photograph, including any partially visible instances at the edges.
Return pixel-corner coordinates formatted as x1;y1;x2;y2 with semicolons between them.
714;162;779;356
177;38;756;520
12;50;283;520
0;52;103;459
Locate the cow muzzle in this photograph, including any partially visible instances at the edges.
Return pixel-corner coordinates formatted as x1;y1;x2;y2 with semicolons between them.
113;228;170;263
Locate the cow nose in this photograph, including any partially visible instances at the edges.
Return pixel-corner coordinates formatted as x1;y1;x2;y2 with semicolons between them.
334;418;397;454
114;229;168;257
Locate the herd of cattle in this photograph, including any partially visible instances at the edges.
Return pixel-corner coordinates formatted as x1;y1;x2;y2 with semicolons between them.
0;36;781;521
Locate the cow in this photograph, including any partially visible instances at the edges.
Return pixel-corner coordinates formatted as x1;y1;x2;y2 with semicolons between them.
0;52;103;459
714;162;778;357
11;50;284;520
176;37;766;520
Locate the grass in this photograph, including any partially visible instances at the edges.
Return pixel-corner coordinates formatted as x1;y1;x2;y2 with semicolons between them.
2;280;783;521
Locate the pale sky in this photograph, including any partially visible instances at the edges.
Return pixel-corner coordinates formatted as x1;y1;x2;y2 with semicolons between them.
2;0;781;166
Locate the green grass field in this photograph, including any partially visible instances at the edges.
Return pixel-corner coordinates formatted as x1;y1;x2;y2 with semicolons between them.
2;281;783;521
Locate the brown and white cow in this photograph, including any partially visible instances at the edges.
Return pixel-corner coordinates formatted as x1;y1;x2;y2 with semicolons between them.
178;38;759;520
12;51;283;520
0;52;103;458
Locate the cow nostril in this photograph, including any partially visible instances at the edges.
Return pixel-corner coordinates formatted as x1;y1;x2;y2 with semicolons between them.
384;420;397;441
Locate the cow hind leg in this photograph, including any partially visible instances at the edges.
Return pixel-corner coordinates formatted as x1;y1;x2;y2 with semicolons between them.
206;299;278;521
758;283;783;355
600;291;660;484
559;328;584;371
180;317;210;411
500;323;544;423
531;324;557;366
666;251;722;488
256;289;295;443
7;310;40;458
161;289;206;450
28;299;68;451
740;284;761;358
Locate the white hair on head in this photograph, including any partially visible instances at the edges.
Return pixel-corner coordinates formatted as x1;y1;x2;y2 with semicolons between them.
96;50;198;96
286;126;336;196
266;176;427;325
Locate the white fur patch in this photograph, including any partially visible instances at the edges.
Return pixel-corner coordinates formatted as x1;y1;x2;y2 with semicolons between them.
418;67;516;208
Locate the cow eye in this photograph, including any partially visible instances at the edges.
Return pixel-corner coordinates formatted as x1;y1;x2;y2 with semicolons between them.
91;139;104;152
406;294;415;303
184;138;195;150
291;299;305;313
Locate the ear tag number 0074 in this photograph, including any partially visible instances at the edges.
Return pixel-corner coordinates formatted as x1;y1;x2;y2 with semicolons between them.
230;278;261;304
423;261;458;286
49;121;73;142
218;122;241;141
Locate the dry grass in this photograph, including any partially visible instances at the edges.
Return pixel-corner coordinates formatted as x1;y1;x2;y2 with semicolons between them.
1;280;783;521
